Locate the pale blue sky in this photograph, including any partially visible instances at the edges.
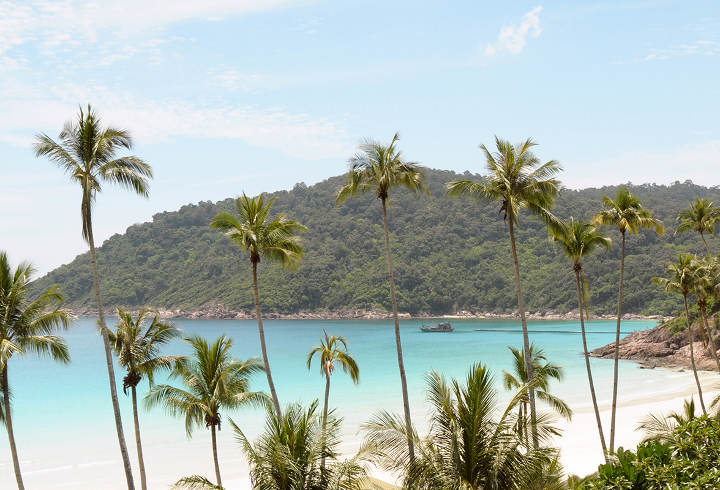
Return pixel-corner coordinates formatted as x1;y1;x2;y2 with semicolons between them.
1;0;719;274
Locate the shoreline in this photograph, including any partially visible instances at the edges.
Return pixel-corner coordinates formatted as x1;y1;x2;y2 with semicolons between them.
67;306;669;322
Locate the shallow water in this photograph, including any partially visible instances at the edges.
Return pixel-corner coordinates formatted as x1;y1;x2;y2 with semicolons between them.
2;317;677;488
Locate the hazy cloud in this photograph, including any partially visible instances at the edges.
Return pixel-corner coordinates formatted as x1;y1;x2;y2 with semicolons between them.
485;6;543;56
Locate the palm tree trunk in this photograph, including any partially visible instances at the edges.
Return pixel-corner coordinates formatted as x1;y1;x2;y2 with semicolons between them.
574;268;608;461
210;424;222;488
609;231;625;453
507;219;538;448
700;231;712;256
251;261;282;420
683;295;707;414
381;198;415;462
321;374;331;471
87;224;136;490
3;365;25;490
131;386;147;490
698;305;720;373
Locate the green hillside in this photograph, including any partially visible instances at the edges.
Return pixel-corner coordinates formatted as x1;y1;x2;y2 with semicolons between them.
32;169;720;316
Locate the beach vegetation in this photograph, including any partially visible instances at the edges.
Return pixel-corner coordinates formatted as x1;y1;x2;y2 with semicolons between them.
109;307;184;490
234;400;369;489
592;188;664;452
549;218;612;460
34;104;152;490
0;252;71;490
336;132;428;461
145;335;267;488
211;194;305;420
306;330;359;471
674;197;720;255
362;362;559;489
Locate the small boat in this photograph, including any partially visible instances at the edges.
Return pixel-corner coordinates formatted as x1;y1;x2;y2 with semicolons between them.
420;322;454;332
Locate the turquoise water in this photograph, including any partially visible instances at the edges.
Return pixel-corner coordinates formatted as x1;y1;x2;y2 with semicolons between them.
0;317;670;488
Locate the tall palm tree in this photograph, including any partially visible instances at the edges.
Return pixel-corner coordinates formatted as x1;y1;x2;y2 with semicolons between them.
336;132;428;460
34;105;152;489
109;308;184;490
211;194;305;420
689;257;720;373
234;400;369;489
502;343;571;445
549;218;611;460
592;188;664;452
447;136;561;447
653;254;707;414
0;252;71;490
145;335;266;488
362;363;557;489
306;330;360;470
675;197;720;255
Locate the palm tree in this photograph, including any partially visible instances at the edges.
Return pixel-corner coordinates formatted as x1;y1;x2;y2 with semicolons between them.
211;194;305;420
362;363;557;489
447;136;561;447
502;344;571;445
234;400;369;489
34;105;151;489
549;217;611;460
336;132;428;460
675;197;720;255
592;188;664;452
0;252;71;489
637;397;713;443
653;254;707;414
689;257;720;373
306;330;360;470
145;335;266;488
109;308;184;490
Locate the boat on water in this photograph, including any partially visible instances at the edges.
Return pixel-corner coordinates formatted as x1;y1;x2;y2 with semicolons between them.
420;322;454;332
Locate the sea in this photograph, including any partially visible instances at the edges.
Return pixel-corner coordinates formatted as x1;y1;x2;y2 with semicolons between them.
1;317;694;489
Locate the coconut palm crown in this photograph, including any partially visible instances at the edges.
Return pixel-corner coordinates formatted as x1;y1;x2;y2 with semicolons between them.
211;194;305;421
592;187;663;452
145;335;267;488
0;252;71;490
675;197;720;255
34;104;152;490
336;132;427;461
447;136;562;449
109;307;184;490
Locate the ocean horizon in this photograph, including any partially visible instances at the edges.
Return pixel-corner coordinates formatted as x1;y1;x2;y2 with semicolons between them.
3;317;687;489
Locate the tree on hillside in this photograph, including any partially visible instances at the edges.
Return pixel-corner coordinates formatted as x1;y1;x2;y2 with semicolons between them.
109;308;184;490
336;132;428;461
653;254;707;414
592;188;664;452
34;105;151;490
447;136;561;448
689;256;720;373
675;197;720;255
306;330;359;471
549;218;611;460
0;252;71;490
146;335;267;488
211;194;306;420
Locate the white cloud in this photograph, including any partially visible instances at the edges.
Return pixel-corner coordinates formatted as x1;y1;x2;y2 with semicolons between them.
566;140;720;188
641;40;720;62
0;83;351;160
0;0;307;57
485;6;543;56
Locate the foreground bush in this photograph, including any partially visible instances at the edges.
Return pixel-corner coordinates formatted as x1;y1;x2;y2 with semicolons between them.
586;415;720;488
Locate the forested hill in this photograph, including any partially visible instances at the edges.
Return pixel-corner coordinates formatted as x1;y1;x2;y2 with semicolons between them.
33;169;720;316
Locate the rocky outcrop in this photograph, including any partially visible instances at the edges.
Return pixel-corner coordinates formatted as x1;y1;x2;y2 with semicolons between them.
591;319;720;370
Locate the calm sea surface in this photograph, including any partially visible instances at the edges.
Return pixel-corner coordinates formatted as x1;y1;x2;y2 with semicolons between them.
2;317;685;488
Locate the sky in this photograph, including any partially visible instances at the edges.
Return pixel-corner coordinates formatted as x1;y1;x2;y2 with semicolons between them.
1;0;720;275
